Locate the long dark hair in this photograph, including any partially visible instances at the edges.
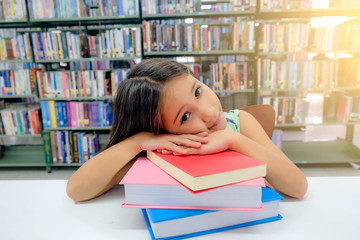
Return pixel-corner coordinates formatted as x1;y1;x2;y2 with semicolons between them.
104;58;193;150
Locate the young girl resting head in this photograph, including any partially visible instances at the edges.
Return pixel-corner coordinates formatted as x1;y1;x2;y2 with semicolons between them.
66;58;308;202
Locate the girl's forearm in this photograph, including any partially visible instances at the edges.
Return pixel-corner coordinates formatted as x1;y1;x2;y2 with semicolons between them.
227;132;308;198
66;133;144;202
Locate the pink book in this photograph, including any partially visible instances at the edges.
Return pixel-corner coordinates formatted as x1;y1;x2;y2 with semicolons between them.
69;102;77;127
120;157;265;210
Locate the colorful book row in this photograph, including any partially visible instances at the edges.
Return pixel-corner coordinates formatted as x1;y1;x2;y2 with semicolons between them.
0;107;41;135
209;62;255;90
261;96;310;124
337;94;360;123
258;23;311;53
29;0;138;19
272;129;283;150
42;130;101;164
0;69;39;96
143;19;254;52
141;0;197;14
260;0;312;9
257;59;338;89
40;101;113;128
0;33;32;61
30;27;141;60
37;69;130;98
309;23;360;52
337;59;360;88
0;0;27;20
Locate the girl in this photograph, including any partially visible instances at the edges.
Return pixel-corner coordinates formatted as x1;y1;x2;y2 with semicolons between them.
66;58;308;202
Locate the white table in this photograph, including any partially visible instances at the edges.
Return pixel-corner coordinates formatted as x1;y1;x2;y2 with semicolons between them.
0;177;359;240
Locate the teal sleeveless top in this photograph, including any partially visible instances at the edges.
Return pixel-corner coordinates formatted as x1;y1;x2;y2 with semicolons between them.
224;109;240;133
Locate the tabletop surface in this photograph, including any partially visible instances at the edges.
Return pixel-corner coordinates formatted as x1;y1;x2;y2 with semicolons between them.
0;176;359;240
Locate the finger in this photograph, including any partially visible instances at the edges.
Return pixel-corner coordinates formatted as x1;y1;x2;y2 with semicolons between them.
196;131;209;137
161;149;173;154
170;135;208;146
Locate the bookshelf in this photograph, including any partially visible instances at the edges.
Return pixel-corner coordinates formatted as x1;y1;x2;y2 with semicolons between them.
0;0;359;171
256;0;360;164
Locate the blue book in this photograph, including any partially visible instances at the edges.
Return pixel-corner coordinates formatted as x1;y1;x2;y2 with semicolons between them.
61;102;68;127
56;102;65;127
40;101;49;128
98;102;104;127
142;187;283;240
77;132;84;163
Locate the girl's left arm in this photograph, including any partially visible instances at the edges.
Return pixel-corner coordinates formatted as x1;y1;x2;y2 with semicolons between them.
230;110;308;198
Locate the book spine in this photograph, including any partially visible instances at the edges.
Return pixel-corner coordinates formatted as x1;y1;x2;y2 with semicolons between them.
42;131;53;165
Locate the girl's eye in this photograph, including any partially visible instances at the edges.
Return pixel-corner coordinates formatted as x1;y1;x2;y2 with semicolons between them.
181;112;190;124
195;87;202;98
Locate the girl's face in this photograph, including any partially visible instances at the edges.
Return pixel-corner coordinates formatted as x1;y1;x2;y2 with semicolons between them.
160;74;227;135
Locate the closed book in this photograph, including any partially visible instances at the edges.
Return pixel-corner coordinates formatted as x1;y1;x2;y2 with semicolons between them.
147;150;266;191
121;157;264;210
143;187;283;240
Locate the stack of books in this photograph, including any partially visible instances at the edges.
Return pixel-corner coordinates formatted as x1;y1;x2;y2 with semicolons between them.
120;150;283;240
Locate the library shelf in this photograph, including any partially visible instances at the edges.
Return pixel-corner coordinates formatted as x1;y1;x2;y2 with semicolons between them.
283;140;360;164
142;11;255;20
0;145;46;167
35;56;141;63
0;134;41;138
257;8;360;19
201;0;231;4
214;89;255;95
275;121;360;129
0;95;38;99
28;16;141;25
144;50;255;57
43;127;112;131
40;96;113;101
0;59;33;63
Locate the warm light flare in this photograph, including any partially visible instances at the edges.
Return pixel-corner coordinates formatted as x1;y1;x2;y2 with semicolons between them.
310;16;357;28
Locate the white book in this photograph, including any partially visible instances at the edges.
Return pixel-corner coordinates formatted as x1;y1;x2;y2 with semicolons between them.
186;25;192;51
119;29;124;57
135;28;141;56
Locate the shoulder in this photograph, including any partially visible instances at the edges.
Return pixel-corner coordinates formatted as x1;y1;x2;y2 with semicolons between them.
238;110;269;143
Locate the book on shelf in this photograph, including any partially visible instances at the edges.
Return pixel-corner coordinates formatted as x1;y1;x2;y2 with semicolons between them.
40;101;113;128
0;106;41;135
42;130;100;164
0;0;27;20
0;69;39;96
36;69;130;98
142;187;283;240
30;27;141;61
142;18;254;52
29;0;138;19
121;157;265;210
210;62;253;91
146;150;266;192
0;32;32;61
336;94;360;123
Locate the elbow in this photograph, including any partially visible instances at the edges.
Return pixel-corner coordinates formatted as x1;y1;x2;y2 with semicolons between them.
287;177;308;199
66;180;87;202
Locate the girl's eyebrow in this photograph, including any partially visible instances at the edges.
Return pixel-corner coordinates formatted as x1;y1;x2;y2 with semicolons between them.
173;79;198;125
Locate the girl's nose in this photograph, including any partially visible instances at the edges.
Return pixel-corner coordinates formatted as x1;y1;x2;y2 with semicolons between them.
199;105;214;124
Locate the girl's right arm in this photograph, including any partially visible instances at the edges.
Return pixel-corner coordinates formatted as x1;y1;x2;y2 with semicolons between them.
66;132;207;202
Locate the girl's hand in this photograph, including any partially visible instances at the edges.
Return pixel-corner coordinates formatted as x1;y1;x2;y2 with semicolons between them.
185;129;235;155
138;131;209;155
